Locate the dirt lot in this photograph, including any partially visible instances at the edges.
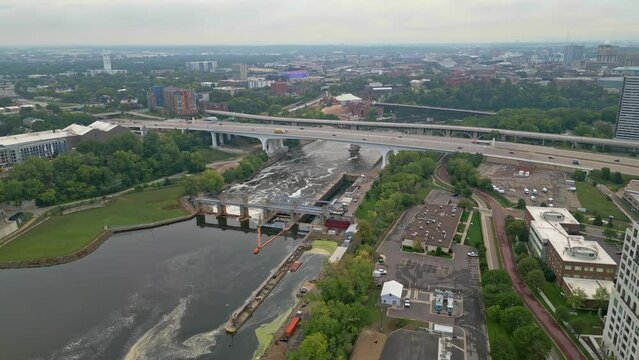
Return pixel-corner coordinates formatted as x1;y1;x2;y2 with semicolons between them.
351;329;387;360
478;162;580;209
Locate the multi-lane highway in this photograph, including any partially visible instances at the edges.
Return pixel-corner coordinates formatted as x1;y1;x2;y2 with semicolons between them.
109;118;639;176
205;110;639;150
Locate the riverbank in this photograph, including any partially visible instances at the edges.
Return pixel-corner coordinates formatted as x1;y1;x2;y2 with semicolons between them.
0;186;190;265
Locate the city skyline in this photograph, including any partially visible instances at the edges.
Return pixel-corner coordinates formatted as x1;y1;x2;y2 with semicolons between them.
0;0;638;46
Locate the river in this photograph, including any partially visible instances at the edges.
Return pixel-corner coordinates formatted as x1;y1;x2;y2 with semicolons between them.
0;141;378;360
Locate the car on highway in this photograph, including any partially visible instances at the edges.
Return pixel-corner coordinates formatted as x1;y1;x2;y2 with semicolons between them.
300;127;305;130
572;159;580;165
362;138;368;141
457;146;463;150
398;135;403;138
548;156;554;159
509;151;515;154
467;251;479;257
332;134;336;136
614;159;620;163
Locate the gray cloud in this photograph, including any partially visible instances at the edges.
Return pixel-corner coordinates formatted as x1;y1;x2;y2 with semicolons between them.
0;0;637;45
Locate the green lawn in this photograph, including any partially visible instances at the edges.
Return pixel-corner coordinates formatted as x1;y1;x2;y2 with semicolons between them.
539;281;604;335
311;240;338;255
0;186;188;262
460;210;470;223
575;182;628;222
196;148;236;163
465;212;483;249
490;191;514;208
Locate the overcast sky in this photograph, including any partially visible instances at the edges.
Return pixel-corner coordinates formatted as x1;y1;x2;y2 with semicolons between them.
0;0;637;46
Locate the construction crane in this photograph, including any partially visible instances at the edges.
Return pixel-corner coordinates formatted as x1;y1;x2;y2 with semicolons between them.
253;223;292;254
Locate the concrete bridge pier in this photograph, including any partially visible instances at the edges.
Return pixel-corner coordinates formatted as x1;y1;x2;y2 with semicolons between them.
216;203;227;216
257;137;287;155
239;206;250;220
210;132;219;148
380;148;393;169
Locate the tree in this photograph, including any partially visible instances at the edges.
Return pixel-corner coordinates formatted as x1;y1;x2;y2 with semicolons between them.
594;286;610;310
458;198;474;211
607;217;614;228
500;306;534;332
612;171;623;184
486;305;501;322
268;104;282;116
555;305;571;323
516;256;540;275
355;219;374;245
512;325;552;360
525;269;546;290
603;228;617;241
600;167;611;180
574;170;587;181
569;317;590;334
289;332;329;360
567;288;587;309
365;108;378;121
490;335;518;360
198;170;225;194
505;219;528;242
514;242;528;255
593;214;603;226
516;198;526;210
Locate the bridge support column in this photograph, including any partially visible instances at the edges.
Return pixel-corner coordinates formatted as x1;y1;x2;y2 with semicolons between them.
446;130;452;137
263;209;274;220
210;132;219;148
216;204;226;216
471;131;478;139
239;206;250;220
218;133;225;146
225;133;232;141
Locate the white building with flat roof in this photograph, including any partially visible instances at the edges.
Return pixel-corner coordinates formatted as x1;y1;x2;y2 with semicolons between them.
380;280;403;308
525;207;617;294
603;222;639;360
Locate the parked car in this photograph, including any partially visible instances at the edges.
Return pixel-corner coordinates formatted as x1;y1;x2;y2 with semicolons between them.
404;299;411;308
572;159;580;165
377;268;388;275
467;251;479;257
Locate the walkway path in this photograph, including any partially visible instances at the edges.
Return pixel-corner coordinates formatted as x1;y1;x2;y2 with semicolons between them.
472;195;500;270
460;210;474;245
476;191;587;360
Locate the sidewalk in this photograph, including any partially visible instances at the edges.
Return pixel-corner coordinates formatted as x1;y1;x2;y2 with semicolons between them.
472;194;500;270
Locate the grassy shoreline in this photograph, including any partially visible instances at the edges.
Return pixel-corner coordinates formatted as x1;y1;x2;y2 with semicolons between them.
0;186;188;262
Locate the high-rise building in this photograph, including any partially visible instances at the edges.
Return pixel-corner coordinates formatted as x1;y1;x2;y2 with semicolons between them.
602;222;639;360
103;53;112;71
614;76;639;140
563;45;584;69
598;44;621;65
185;61;217;72
147;86;197;116
232;63;248;81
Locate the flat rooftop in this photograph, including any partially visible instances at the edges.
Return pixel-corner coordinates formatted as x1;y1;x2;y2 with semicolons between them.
527;206;616;266
0;129;74;147
563;277;615;300
403;203;461;249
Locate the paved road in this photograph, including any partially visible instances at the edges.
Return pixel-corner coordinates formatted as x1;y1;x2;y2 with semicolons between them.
109;119;639;176
476;191;587;360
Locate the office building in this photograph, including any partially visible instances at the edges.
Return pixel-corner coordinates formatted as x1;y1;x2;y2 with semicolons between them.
248;77;273;89
232;63;248;81
186;61;217;73
602;222;639;360
147;86;197;116
87;53;127;76
0;121;128;165
623;180;639;212
564;45;584;69
615;77;639;140
271;81;288;95
525;207;616;303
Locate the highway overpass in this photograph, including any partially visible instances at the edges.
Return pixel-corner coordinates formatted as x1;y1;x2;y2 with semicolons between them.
205;110;639;151
372;102;498;116
108;118;639;176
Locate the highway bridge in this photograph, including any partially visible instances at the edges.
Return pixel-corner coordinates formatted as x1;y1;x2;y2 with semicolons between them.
108;118;639;176
372;102;498;116
204;110;639;151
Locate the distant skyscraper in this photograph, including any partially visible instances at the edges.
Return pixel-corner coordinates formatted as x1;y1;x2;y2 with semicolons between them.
103;53;112;71
602;222;639;360
185;61;217;72
563;45;584;69
232;63;248;81
614;76;639;140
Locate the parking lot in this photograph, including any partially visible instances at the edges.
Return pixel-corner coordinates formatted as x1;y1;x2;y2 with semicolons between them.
478;162;580;208
377;197;487;360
